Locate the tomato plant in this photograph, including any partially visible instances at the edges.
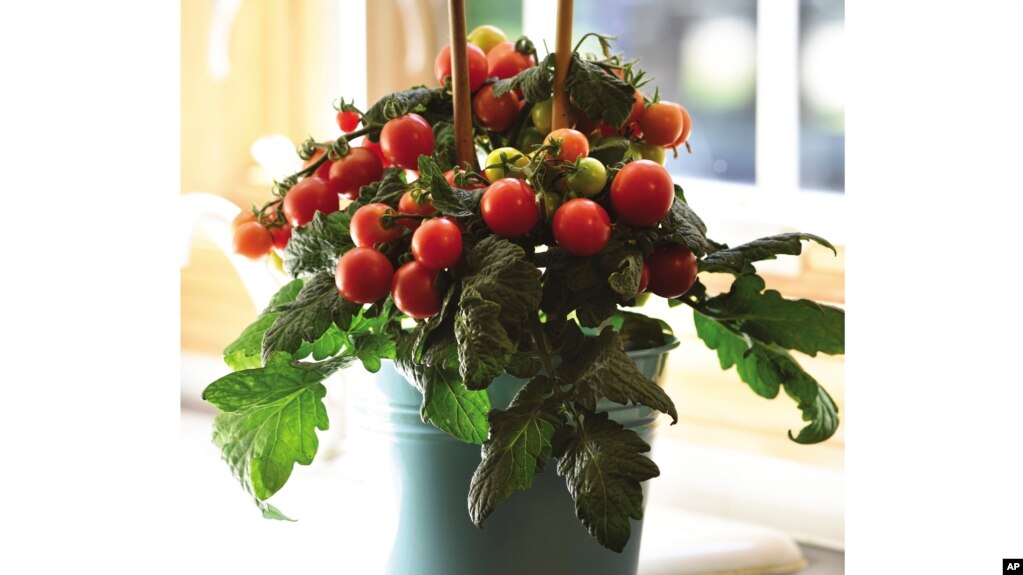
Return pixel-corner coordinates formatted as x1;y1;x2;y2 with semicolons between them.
566;157;608;197
327;147;384;200
546;128;589;163
380;114;436;170
391;261;441;319
486;41;533;80
609;160;674;226
467;24;507;54
283;177;339;227
481;178;539;238
472;83;520;132
336;110;360;132
637;102;683;147
232;221;273;260
552;199;612;256
484;147;529;182
434;43;489;93
412;217;463;270
335;246;394;304
646;244;698;298
350;203;404;247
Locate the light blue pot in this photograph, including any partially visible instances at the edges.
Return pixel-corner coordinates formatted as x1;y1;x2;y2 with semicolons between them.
348;338;679;575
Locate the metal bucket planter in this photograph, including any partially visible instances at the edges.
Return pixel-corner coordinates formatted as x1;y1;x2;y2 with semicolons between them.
347;338;679;575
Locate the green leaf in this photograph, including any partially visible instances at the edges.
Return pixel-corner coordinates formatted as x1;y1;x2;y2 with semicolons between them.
356;167;407;206
694;312;839;443
223;279;304;370
606;250;644;301
611;310;671;352
455;237;543;389
204;353;339;502
282;210;353;277
700;275;844;356
555;412;659;552
588;136;630;166
492;54;555;103
659;188;709;256
561;327;677;423
431;121;458;172
363;86;452;126
294;324;346;361
353;331;397;373
565;54;636;129
263;273;352;362
417;156;482;217
700;233;836;276
468;375;560;525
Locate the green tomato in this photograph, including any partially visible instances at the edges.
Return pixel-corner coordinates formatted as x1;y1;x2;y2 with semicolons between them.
566;157;608;197
467;25;507;54
516;127;545;153
485;146;529;182
530;99;577;135
625;141;667;165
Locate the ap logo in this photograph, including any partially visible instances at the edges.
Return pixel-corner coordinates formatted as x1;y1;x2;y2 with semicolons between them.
1005;559;1023;573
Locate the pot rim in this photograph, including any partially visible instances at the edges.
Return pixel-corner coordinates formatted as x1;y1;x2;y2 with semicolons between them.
624;334;680;359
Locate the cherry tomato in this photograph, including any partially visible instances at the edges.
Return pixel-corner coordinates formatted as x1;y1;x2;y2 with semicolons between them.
335;247;394;304
231;209;257;232
646;244;698;298
637;101;683;147
350;203;404;247
516;126;545;152
487;41;534;80
484;147;529;182
626;90;646;126
481;178;539;238
552;199;612;257
361;138;389;166
327;147;383;201
233;221;273;260
390;261;441;319
545;128;589;163
609;160;674;226
638;262;650;294
566;157;608;197
467;24;507;54
434;43;489;93
303;148;332;180
443;168;486;190
336;110;360;132
472;84;520;132
573;106;600;135
380;114;435;170
530;98;576;135
269;223;292;250
624;141;666;165
668;102;692;147
397;190;436;230
412;217;463;270
283;177;339;227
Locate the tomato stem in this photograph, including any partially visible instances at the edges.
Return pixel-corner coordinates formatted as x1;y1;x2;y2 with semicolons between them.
529;315;585;429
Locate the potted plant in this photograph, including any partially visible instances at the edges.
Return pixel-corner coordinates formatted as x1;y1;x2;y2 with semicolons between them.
206;19;844;575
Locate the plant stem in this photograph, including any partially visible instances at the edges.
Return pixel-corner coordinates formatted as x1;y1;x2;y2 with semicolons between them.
529;315;584;428
296;127;380;178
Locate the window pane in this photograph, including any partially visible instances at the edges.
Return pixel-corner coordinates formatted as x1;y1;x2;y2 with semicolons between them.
800;0;844;192
574;0;758;184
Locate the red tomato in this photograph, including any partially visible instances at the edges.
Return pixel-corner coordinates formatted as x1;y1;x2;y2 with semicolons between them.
231;209;257;232
412;217;463;270
233;221;273;260
472;83;520;132
336;110;360;132
303;148;332;180
335;247;394;304
480;178;539;238
397;190;436;230
443;168;486;189
609;160;674;226
380;114;435;170
391;261;441;319
626;90;646;126
361;138;389;166
638;262;650;293
486;41;534;80
670;103;692;147
545;128;589;162
327;147;384;200
350;203;404;247
283;177;339;227
552;198;612;256
637;102;683;147
269;223;292;250
646;244;698;298
434;43;489;93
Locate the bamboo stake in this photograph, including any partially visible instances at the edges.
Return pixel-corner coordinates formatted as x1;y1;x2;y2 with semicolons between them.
447;0;477;169
551;0;574;131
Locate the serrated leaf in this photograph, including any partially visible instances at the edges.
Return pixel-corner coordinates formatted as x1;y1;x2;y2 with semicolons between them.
565;54;636;129
700;233;836;276
556;412;659;552
263;273;350;362
204;353;338;502
701;275;844;356
431;121;458;171
353;331;396;373
561;327;677;423
588;136;630;166
356;167;407;206
659;189;709;256
282;210;354;276
294;324;346;361
469;375;559;525
364;86;451;126
418;156;482;217
492;54;554;103
223;279;304;370
606;250;644;300
455;295;517;389
694;312;839;443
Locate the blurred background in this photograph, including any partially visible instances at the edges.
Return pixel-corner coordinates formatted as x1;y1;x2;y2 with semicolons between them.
181;0;845;556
